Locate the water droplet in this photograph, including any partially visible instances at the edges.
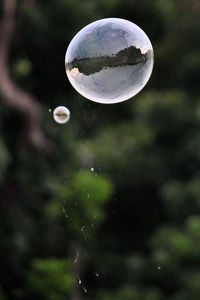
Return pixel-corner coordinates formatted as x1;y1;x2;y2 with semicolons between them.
75;250;79;264
53;106;70;124
62;207;68;218
65;18;153;104
77;274;82;285
95;271;99;277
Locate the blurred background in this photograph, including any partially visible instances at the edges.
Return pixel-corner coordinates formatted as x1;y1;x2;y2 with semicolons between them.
0;0;200;299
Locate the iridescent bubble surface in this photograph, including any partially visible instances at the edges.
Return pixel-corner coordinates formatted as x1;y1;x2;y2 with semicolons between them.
53;106;70;124
65;18;154;104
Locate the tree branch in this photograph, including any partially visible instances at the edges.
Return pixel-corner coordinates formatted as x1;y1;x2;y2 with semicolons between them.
0;0;52;152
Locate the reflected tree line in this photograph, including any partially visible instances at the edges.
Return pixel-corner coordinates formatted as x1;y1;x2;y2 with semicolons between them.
66;46;149;75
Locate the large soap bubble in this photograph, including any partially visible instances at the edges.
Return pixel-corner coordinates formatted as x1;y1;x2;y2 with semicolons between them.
65;18;154;104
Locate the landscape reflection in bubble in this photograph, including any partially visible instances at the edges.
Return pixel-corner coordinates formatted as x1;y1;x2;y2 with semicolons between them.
65;18;154;104
53;106;70;124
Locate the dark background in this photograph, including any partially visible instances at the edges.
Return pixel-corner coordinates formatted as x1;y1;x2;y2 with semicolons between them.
0;0;200;299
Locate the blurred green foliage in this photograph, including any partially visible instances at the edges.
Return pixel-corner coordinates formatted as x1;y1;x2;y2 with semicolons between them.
27;258;72;300
46;170;113;235
1;0;200;299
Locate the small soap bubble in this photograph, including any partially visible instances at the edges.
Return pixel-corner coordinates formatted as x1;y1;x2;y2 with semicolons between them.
65;18;153;104
53;106;70;124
